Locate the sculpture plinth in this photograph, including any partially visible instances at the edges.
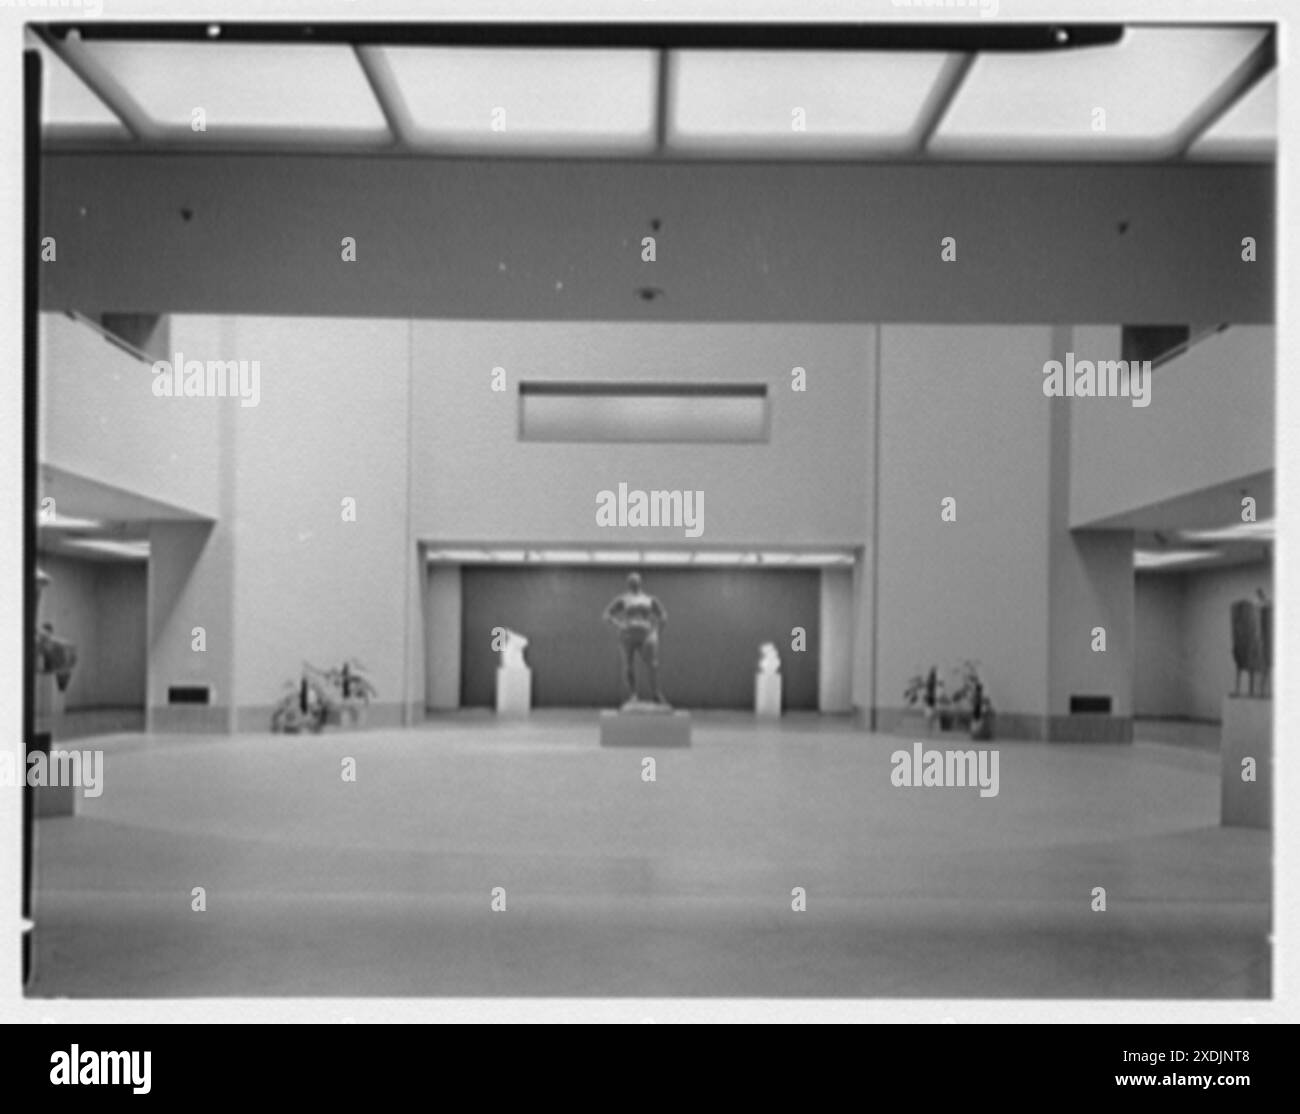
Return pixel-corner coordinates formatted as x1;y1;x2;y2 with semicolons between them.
1221;695;1271;829
600;708;692;748
496;666;531;714
755;672;782;717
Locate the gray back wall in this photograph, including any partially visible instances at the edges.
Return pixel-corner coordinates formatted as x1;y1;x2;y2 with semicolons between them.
460;566;820;709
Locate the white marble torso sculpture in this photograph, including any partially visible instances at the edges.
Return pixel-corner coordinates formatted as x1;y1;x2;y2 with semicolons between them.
496;629;531;714
499;629;529;669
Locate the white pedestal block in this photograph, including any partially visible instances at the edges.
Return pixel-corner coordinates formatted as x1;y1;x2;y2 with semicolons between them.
495;666;532;715
755;672;782;718
1221;695;1271;829
34;785;77;818
600;709;691;748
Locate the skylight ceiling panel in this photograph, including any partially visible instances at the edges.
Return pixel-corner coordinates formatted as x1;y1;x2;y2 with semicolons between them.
76;40;391;145
368;46;659;153
667;50;959;156
929;27;1270;159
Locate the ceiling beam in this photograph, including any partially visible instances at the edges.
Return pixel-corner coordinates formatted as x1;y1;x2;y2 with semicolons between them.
914;52;976;157
43;22;1126;53
32;27;153;142
654;49;671;155
1174;29;1276;159
354;46;412;151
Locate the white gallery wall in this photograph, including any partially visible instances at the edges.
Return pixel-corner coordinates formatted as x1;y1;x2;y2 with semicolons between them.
39;310;1272;736
409;320;875;546
1069;326;1274;528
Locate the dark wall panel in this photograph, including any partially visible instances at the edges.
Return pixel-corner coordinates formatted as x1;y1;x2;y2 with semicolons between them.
41;157;1272;325
460;566;820;709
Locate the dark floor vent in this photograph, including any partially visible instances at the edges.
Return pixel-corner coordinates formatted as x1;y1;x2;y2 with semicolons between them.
1070;695;1112;714
168;685;212;705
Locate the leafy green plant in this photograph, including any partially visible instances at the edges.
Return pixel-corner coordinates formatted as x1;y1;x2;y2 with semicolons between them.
904;666;954;729
325;659;378;703
270;660;377;733
950;660;994;740
904;666;942;709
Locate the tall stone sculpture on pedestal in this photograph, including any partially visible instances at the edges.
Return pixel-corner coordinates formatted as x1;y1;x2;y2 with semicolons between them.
33;568;77;816
1256;588;1272;699
1224;589;1272;829
602;572;670;709
34;568;77;707
1230;595;1269;697
599;572;690;747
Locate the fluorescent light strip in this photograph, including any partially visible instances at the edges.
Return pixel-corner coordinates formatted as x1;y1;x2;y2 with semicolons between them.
426;548;855;566
62;539;150;560
1178;519;1274;544
538;550;592;563
641;551;693;565
1133;548;1221;570
427;548;490;562
792;552;855;566
39;514;106;531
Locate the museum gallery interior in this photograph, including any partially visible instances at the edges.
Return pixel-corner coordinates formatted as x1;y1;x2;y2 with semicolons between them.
25;20;1273;998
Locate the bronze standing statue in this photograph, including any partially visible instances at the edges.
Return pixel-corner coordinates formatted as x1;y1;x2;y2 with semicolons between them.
603;572;669;708
1230;592;1272;698
34;568;77;692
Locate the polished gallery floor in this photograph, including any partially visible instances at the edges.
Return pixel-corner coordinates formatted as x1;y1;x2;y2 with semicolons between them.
29;712;1269;998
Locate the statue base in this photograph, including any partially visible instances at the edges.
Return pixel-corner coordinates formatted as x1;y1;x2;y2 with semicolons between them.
619;698;673;714
495;665;532;715
1221;694;1271;829
600;708;691;748
755;672;782;717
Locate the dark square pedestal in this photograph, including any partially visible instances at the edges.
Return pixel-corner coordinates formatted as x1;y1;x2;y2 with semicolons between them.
599;709;691;748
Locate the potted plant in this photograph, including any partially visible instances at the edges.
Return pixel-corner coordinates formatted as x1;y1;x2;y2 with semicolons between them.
904;666;952;731
321;659;377;728
270;660;377;733
951;660;995;740
271;669;329;734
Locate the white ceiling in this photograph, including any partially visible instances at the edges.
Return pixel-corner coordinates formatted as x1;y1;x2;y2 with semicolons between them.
28;26;1275;161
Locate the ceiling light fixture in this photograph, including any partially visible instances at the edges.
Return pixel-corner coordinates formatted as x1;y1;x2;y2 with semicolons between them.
1133;548;1221;570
